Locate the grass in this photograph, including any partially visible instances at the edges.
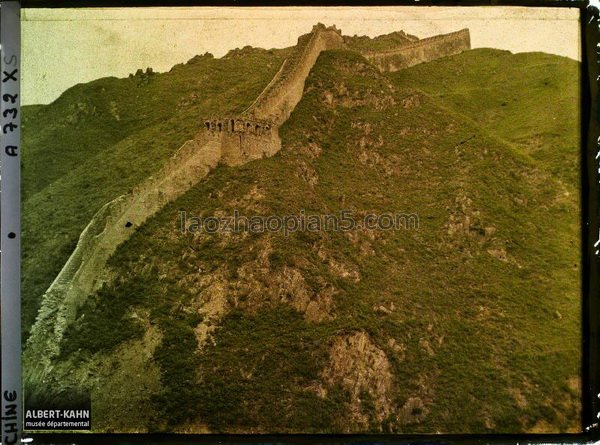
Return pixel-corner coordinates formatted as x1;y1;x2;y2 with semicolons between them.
24;47;581;433
391;48;581;187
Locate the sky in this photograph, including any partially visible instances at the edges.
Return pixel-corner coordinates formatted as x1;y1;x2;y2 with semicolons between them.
21;6;581;105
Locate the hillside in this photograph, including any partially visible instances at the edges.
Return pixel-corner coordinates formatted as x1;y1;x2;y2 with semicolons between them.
21;46;289;337
22;47;580;434
392;49;580;188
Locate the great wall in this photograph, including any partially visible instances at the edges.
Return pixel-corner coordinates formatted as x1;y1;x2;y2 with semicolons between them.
361;28;470;72
24;24;471;381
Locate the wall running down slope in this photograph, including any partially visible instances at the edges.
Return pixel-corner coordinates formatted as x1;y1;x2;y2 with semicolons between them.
25;24;471;384
25;133;222;383
203;26;471;163
243;23;345;124
25;23;344;381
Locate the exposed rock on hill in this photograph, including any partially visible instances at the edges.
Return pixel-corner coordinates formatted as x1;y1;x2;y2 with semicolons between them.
320;331;395;431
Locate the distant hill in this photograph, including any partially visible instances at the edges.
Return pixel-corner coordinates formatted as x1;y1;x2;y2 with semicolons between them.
22;46;580;434
344;30;419;52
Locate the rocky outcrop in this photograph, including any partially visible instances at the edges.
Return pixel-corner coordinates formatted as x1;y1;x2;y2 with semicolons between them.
320;331;395;430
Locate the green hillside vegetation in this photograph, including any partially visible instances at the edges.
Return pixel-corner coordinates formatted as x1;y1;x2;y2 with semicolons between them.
392;49;580;186
24;47;580;433
21;47;288;336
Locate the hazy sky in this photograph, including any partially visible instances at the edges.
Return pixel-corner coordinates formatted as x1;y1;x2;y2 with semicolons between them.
21;6;581;105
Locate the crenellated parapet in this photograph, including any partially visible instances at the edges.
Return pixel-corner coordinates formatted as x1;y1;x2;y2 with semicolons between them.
203;117;273;136
201;26;471;165
199;23;345;165
201;116;280;166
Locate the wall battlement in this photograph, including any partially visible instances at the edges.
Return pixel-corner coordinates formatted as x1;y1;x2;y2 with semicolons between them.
202;117;280;166
361;28;471;72
203;117;273;136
